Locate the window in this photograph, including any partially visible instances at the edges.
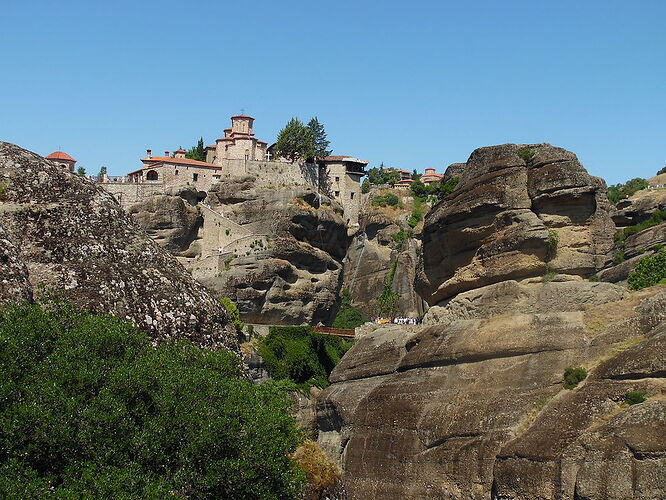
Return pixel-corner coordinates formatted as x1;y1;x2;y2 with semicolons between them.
213;175;220;179
146;170;158;181
334;191;340;197
335;176;340;182
175;169;179;175
350;192;355;199
193;173;199;182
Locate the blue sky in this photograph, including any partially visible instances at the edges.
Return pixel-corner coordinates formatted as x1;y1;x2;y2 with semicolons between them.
1;0;664;184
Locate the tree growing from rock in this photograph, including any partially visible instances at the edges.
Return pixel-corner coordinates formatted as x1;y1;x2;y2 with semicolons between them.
76;166;86;176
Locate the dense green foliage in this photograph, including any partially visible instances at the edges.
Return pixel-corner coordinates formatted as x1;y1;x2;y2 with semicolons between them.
378;260;400;317
332;289;367;330
76;166;86;176
563;366;588;389
220;296;244;335
371;192;399;207
627;249;666;290
0;302;304;499
361;178;371;194
185;137;206;162
411;176;459;201
607;178;648;204
97;165;107;179
275;118;313;162
517;146;535;163
307;117;331;158
393;227;411;251
366;165;401;186
257;326;354;391
274;117;331;162
408;199;426;228
615;210;666;244
625;391;647;405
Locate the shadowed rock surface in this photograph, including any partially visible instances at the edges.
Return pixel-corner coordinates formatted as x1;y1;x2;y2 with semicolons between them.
416;143;615;306
0;142;237;351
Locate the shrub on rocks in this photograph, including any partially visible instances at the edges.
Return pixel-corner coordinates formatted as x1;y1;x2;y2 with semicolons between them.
628;249;666;290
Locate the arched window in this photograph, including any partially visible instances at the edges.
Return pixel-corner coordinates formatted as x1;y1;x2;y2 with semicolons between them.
146;170;159;181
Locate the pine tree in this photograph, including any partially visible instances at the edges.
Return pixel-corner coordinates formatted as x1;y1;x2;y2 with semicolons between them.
275;118;313;162
97;166;107;179
307;117;331;159
185;138;206;162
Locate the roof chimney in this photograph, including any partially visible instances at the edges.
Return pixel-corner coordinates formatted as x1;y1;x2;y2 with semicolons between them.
146;149;152;158
165;151;169;157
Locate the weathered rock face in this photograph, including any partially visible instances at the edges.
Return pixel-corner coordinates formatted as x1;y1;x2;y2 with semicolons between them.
343;203;423;318
416;144;615;306
317;283;666;499
192;176;350;325
612;189;666;227
0;142;237;351
128;186;203;253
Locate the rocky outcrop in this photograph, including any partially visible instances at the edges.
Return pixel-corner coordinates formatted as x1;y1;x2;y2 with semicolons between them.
416;144;615;306
191;176;349;325
128;186;203;253
343;201;423;318
317;283;666;499
612;189;666;226
444;162;466;180
0;142;237;351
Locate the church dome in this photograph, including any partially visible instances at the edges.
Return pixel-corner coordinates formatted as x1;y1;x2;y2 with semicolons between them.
46;151;76;162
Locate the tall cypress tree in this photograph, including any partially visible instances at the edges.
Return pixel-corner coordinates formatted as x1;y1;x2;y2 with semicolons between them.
185;138;206;162
307;117;331;159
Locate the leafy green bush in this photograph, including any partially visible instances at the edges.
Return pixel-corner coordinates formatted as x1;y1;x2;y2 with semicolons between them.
627;249;666;290
607;178;649;204
408;199;426;228
371;192;399;207
624;391;647;405
613;249;626;264
220;296;244;335
257;326;354;391
332;289;367;330
0;302;304;499
378;260;400;317
361;179;371;194
563;366;588;389
393;227;411;251
517;146;535;163
616;210;666;242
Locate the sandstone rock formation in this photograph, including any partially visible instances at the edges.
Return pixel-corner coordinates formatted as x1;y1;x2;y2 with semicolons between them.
317;144;665;499
318;283;666;499
416;144;615;306
343;198;423;318
0;142;237;351
176;176;350;325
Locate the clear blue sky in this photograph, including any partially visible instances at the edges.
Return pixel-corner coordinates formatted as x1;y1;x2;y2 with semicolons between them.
1;0;664;184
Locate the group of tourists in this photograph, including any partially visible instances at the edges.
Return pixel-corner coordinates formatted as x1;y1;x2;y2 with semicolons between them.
372;317;422;325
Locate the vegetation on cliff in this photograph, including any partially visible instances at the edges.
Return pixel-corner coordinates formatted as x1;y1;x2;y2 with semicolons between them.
274;117;331;162
607;177;648;204
185;137;206;162
0;302;304;499
627;249;666;290
257;326;354;391
332;289;367;329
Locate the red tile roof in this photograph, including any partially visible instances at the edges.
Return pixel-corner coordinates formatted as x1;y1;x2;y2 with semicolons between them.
140;156;218;167
231;114;254;120
46;151;76;162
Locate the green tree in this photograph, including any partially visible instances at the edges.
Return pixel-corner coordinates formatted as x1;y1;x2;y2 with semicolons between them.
657;166;666;175
275;118;314;163
377;260;400;317
627;249;666;290
0;302;305;499
607;178;649;204
76;166;86;176
307;117;331;158
332;289;367;329
361;179;371;194
185;137;206;162
384;168;401;186
412;169;421;183
257;326;354;390
97;166;107;179
367;166;385;184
